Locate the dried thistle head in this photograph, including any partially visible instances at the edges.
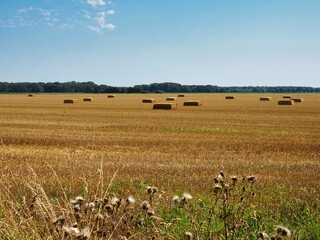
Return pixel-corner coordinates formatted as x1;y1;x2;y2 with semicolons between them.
141;201;151;210
146;186;158;195
111;196;121;207
181;193;193;203
172;195;180;204
259;232;270;239
184;231;193;240
147;209;155;217
213;184;222;193
247;175;256;183
275;225;291;237
126;195;135;205
75;196;84;204
231;176;238;183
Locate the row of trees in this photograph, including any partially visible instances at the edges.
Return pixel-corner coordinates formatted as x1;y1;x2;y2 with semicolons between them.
0;81;319;93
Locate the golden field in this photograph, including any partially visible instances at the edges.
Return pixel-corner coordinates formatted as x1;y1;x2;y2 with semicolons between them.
0;93;319;203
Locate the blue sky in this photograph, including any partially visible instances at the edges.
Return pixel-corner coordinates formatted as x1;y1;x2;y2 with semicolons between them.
0;0;319;87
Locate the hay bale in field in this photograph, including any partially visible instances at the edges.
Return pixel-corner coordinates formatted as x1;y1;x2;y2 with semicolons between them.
166;97;177;101
107;95;115;98
64;99;78;104
291;98;304;103
178;94;185;97
278;100;294;105
28;94;34;97
225;96;235;99
153;103;177;110
142;98;155;103
260;97;271;101
183;100;202;106
83;97;94;102
283;95;292;99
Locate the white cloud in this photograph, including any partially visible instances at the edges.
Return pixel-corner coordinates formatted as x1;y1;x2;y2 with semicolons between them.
106;10;115;15
38;8;51;17
87;0;106;7
95;12;115;30
88;25;101;33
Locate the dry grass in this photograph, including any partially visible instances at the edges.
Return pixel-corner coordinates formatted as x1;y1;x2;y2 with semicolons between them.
0;93;319;204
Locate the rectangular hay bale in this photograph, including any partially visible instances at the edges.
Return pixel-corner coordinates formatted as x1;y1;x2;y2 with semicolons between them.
153;103;177;110
278;100;294;105
142;98;155;103
166;97;177;101
283;95;292;98
225;96;235;99
183;100;202;106
28;94;34;97
64;99;78;104
83;97;94;102
108;95;115;98
178;94;185;97
291;98;304;103
260;97;271;101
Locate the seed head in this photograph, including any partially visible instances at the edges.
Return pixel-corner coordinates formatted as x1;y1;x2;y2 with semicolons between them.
172;195;180;203
126;195;135;205
184;231;193;240
75;196;84;204
259;232;270;239
146;186;158;195
275;225;291;237
62;226;80;235
213;184;222;193
247;175;256;183
111;196;120;206
141;200;151;210
182;193;192;202
231;176;238;183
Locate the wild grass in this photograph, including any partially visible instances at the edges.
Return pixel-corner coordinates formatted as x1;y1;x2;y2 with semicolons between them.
0;93;319;238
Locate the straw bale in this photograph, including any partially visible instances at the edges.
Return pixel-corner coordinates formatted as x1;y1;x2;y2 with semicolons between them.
291;98;304;103
183;100;202;106
64;99;78;104
260;97;271;101
153;103;177;110
142;98;155;103
166;97;177;101
225;96;235;99
83;97;94;102
278;100;294;105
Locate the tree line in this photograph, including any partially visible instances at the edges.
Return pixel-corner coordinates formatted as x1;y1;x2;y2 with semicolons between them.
0;81;319;93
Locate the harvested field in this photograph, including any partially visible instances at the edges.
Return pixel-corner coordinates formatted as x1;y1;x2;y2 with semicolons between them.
0;93;319;238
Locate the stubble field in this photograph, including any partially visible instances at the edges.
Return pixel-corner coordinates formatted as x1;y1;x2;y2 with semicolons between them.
0;93;319;238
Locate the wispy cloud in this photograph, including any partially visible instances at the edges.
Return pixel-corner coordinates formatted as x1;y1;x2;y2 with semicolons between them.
86;0;106;7
88;25;101;33
95;11;115;30
0;1;116;33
